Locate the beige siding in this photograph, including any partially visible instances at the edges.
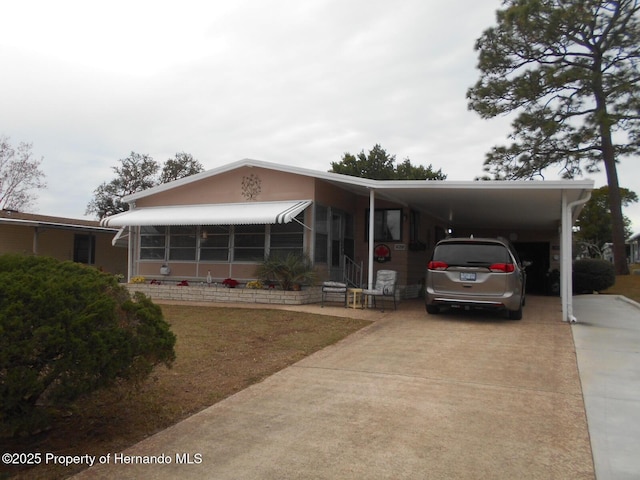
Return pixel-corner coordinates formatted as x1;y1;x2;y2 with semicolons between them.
313;179;359;214
0;224;34;254
36;229;75;259
95;233;128;274
0;223;127;274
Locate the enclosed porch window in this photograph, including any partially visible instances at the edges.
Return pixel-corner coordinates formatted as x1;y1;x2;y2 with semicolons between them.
269;213;304;258
169;226;197;260
233;225;266;261
140;226;166;260
138;217;306;264
200;226;230;261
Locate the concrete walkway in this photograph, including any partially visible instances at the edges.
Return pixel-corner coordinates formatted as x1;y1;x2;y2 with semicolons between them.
74;296;596;479
573;295;640;480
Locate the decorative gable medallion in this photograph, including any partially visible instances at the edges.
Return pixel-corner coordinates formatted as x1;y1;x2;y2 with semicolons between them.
241;173;262;201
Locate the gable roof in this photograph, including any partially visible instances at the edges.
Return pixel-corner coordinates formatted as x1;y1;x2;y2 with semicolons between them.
122;158;374;203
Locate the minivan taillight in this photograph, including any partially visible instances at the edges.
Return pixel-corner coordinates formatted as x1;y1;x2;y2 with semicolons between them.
489;263;515;273
428;261;448;270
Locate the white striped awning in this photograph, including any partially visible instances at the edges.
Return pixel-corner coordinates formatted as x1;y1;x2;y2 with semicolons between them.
100;200;312;227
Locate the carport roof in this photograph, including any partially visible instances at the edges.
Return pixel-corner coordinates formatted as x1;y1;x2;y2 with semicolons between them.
366;181;594;231
122;159;593;232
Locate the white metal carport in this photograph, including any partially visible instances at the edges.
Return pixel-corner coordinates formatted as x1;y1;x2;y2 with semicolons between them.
356;180;594;323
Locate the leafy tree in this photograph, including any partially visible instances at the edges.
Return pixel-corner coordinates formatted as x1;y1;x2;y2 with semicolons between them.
0;136;46;211
158;152;204;184
330;144;446;180
86;152;157;219
87;151;204;219
467;0;640;275
331;144;396;179
0;254;176;436
575;186;638;257
395;158;447;180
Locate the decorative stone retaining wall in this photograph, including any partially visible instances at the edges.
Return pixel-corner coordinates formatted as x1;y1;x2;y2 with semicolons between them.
126;284;322;305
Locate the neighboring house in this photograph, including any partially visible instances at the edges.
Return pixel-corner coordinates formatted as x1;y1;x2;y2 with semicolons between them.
602;243;614;263
101;159;593;322
628;233;640;264
0;209;127;275
603;240;636;264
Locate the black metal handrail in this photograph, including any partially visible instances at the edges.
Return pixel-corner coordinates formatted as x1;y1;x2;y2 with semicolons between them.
343;255;363;288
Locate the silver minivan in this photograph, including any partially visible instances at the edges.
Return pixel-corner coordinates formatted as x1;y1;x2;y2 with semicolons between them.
425;237;526;319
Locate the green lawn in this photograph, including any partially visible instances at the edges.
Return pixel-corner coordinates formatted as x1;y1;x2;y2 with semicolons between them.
602;264;640;303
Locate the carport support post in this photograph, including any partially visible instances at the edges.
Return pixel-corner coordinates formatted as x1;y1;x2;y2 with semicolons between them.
561;191;572;322
368;189;375;289
561;189;592;322
367;189;375;307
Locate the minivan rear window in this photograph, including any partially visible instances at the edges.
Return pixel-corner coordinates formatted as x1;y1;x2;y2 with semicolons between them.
432;242;510;267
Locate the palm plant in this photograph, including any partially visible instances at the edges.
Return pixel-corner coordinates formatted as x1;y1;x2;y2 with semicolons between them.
255;253;317;291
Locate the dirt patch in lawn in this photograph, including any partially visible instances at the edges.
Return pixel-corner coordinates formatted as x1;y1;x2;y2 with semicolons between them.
1;305;371;480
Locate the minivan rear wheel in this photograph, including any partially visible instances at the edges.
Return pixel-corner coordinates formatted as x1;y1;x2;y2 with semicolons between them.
426;305;440;315
508;305;523;320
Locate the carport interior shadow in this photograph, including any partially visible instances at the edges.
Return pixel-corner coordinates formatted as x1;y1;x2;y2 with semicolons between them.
426;306;519;323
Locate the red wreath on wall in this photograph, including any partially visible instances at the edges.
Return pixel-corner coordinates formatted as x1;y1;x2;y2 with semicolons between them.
375;244;391;263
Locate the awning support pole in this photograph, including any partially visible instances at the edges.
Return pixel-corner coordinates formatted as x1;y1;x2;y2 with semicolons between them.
292;217;312;230
127;226;134;282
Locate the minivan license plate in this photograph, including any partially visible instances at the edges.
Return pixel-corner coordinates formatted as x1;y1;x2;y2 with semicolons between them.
460;272;476;281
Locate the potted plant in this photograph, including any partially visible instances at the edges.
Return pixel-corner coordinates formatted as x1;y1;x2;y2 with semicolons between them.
255;253;317;291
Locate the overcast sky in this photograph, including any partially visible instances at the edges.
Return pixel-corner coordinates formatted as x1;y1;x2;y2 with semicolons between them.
2;0;639;233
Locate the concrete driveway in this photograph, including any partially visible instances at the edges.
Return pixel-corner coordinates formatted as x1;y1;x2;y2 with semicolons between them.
74;296;594;479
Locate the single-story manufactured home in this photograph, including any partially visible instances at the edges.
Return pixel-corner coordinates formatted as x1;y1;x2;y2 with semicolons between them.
0;209;127;274
100;159;593;322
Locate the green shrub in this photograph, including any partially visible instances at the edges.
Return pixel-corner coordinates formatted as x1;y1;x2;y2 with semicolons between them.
0;254;176;437
255;253;318;291
573;258;616;294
